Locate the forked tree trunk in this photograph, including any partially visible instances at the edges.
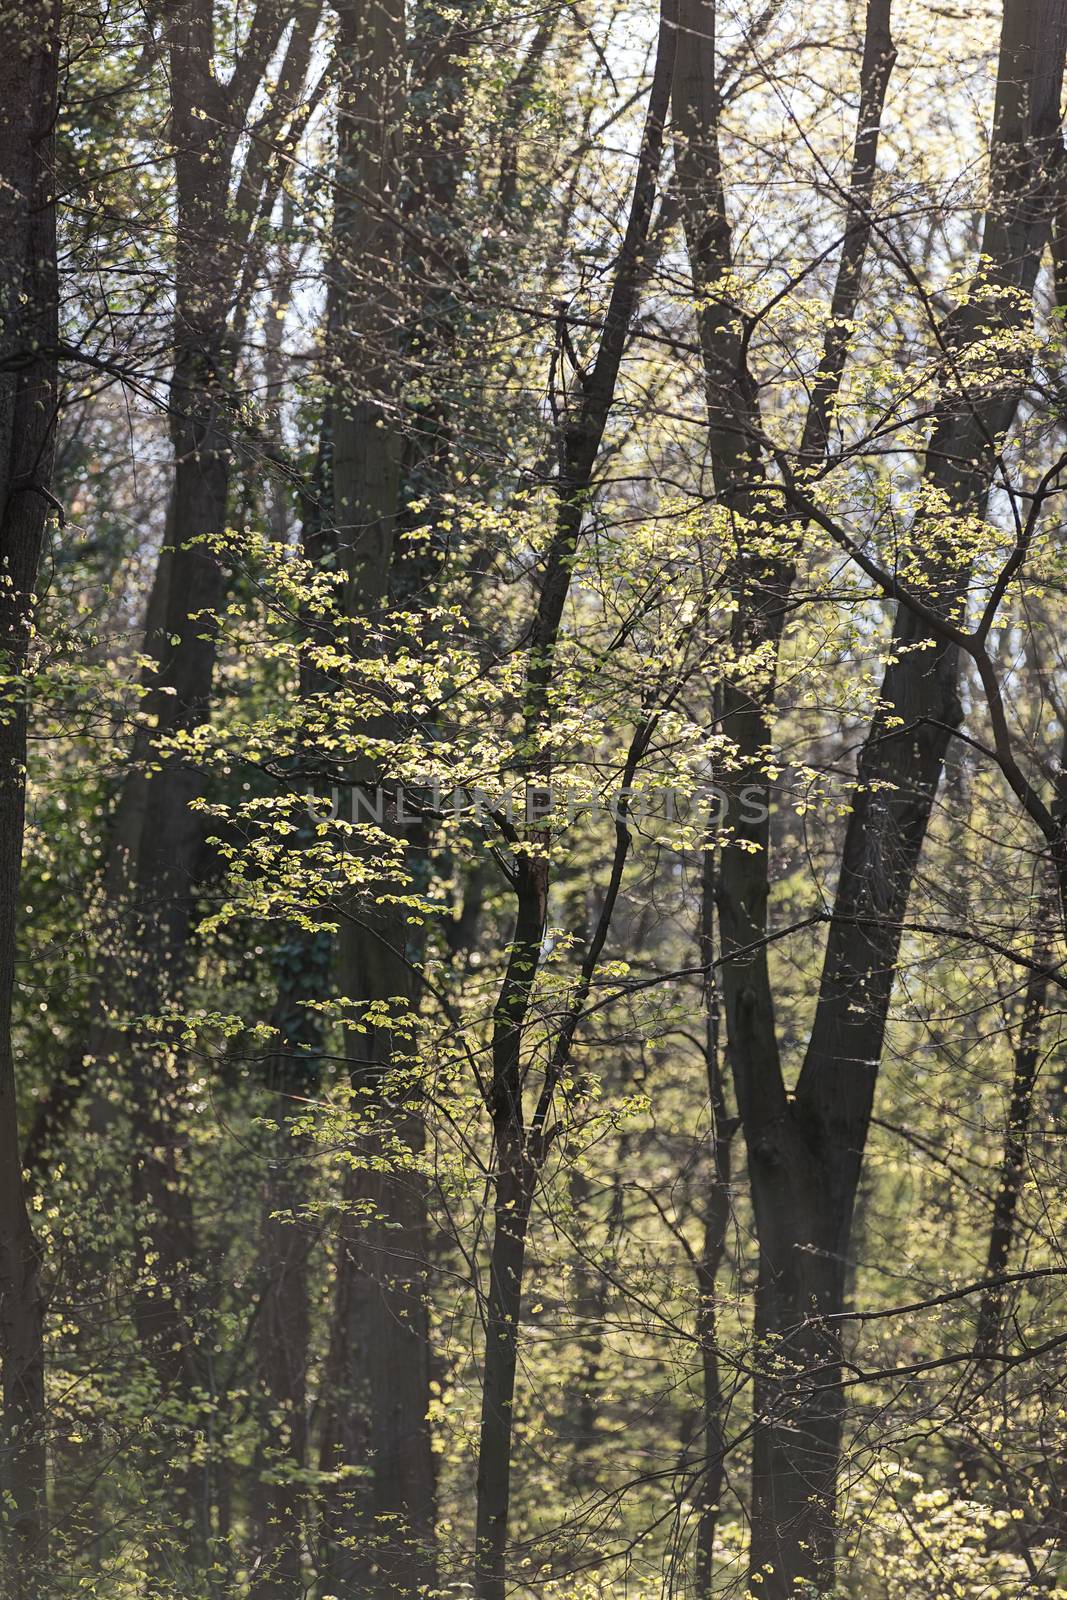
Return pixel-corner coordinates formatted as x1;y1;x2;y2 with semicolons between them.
768;10;1067;1584
80;4;320;1562
23;0;321;1179
674;0;1067;1592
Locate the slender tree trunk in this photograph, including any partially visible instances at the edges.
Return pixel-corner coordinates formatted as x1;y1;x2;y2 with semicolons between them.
567;1153;625;1473
474;858;546;1600
693;842;734;1598
0;2;59;1587
249;945;327;1599
472;10;680;1590
496;14;559;215
973;916;1053;1361
948;894;1053;1492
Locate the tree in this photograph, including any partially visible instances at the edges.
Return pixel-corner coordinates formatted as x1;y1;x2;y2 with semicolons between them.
673;0;1067;1590
0;0;60;1587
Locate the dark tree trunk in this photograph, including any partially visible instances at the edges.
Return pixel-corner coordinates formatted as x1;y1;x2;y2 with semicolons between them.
567;1154;625;1474
973;918;1053;1362
23;0;321;1174
672;0;891;1568
0;2;59;1587
474;1146;534;1600
474;858;546;1600
115;17;237;1557
694;842;734;1598
953;895;1054;1488
95;1;317;1563
316;1197;374;1595
324;6;439;1590
249;942;327;1599
250;432;335;1600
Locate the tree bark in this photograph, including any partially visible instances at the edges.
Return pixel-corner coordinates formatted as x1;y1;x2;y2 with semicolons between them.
672;0;892;1569
950;891;1054;1491
318;4;487;1586
0;1;60;1586
324;5;439;1590
474;857;547;1600
972;917;1053;1364
249;936;330;1597
694;841;734;1598
250;430;335;1600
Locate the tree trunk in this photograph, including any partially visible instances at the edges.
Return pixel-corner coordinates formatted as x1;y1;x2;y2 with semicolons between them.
973;912;1053;1362
0;2;59;1587
694;842;734;1598
947;893;1054;1492
249;939;327;1599
474;855;546;1600
474;1143;535;1600
324;6;439;1590
250;431;335;1600
319;0;485;1578
473;9;680;1588
24;0;321;1172
567;1152;625;1475
94;7;243;1565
